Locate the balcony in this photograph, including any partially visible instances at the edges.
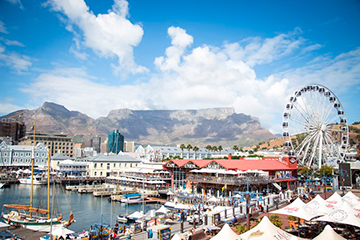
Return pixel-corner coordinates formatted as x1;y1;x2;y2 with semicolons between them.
187;174;274;186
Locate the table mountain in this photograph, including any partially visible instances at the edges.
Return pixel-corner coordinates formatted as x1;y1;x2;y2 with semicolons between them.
2;102;275;146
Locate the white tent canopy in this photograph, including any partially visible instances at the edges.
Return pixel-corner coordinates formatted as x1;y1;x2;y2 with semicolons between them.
211;223;240;240
325;192;343;209
315;202;360;228
271;198;315;221
171;234;182;240
239;216;307;240
305;195;332;215
342;191;360;207
155;206;170;214
312;225;346;240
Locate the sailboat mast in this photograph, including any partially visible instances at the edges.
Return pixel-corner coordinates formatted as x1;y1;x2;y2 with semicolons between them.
47;149;51;219
30;119;35;218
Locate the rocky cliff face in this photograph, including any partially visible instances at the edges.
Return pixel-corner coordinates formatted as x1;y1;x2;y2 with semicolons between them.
2;102;275;146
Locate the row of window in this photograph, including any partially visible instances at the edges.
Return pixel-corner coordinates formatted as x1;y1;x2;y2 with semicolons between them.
0;159;46;163
93;163;138;168
1;152;46;157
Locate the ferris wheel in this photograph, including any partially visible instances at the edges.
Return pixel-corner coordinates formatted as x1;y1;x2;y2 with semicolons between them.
282;84;349;169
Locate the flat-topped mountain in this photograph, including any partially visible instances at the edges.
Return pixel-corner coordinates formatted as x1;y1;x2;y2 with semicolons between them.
1;102;275;146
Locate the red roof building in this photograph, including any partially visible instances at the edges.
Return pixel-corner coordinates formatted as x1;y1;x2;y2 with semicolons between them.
163;155;298;195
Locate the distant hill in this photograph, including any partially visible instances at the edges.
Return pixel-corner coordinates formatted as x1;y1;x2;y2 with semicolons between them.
1;102;275;146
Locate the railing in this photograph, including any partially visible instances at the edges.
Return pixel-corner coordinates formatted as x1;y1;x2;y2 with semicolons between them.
187;174;274;186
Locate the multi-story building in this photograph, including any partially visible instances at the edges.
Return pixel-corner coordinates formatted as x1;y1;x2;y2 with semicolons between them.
0;118;26;143
124;141;135;152
101;140;108;154
108;130;124;154
86;153;141;177
90;136;101;153
0;141;49;168
19;132;74;157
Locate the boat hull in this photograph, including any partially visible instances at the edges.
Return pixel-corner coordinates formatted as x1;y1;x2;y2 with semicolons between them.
19;178;47;185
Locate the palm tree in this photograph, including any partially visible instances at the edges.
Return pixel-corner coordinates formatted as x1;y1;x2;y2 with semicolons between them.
233;145;238;151
206;145;212;152
193;146;199;159
180;144;185;158
186;144;193;158
218;146;223;154
212;146;218;153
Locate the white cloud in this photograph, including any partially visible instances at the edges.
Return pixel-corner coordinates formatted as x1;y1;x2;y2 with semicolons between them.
4;39;25;47
0;44;32;73
6;0;23;10
18;27;360;135
46;0;147;76
0;101;23;115
0;21;8;34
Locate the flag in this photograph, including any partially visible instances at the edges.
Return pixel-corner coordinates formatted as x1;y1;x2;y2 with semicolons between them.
222;184;227;192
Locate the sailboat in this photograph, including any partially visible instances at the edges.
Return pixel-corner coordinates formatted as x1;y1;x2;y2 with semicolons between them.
2;128;75;231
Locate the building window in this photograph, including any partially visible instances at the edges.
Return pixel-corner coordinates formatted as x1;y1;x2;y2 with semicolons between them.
113;163;116;167
100;171;103;176
94;163;97;168
100;163;103;168
94;171;97;176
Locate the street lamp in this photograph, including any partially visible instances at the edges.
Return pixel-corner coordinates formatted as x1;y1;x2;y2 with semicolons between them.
238;177;263;230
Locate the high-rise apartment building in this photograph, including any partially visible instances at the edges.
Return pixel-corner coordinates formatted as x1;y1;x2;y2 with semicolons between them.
108;130;124;154
90;136;101;153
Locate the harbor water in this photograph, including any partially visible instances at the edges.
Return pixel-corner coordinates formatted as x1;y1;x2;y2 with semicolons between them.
0;184;161;233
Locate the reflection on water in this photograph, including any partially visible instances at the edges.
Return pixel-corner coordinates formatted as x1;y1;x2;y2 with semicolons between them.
0;184;161;232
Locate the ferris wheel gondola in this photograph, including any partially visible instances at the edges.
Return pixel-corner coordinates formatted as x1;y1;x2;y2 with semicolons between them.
282;84;348;169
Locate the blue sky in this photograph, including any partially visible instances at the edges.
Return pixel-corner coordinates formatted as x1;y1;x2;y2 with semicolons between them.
0;0;359;134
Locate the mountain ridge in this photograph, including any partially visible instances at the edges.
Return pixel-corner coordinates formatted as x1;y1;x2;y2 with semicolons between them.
1;102;275;147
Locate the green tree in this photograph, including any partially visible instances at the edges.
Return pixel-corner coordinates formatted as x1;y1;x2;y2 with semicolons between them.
212;146;218;153
193;146;199;159
218;146;223;154
269;214;283;228
186;144;193;158
233;145;239;151
206;145;212;152
180;144;186;158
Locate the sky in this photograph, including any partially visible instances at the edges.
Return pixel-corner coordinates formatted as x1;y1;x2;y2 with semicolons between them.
0;0;359;134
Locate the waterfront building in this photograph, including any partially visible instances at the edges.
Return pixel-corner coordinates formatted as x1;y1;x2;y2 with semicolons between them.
0;141;48;168
86;153;141;177
163;155;298;196
108;130;124;154
19;132;74;157
106;161;171;191
57;159;87;177
90;136;101;153
50;153;73;171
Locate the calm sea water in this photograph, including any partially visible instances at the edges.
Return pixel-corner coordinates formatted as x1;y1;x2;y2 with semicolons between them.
0;184;161;233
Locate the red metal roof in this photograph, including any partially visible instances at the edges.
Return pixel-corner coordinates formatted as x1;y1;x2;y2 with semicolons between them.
213;160;292;171
164;159;292;171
